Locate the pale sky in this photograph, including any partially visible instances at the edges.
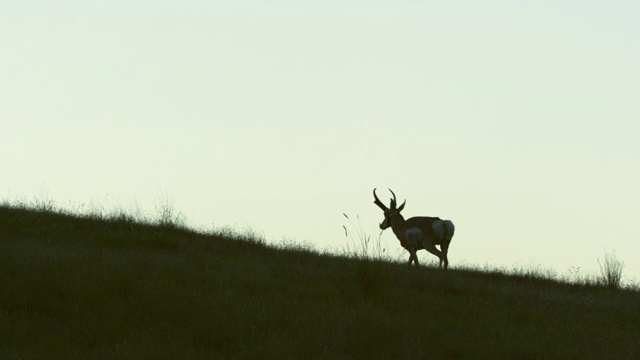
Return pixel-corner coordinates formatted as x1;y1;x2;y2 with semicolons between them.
2;1;639;281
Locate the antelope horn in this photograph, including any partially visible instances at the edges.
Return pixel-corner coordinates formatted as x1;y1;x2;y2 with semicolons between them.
389;188;397;209
388;188;406;210
373;188;388;211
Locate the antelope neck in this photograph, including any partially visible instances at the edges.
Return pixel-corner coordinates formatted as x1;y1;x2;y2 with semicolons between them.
390;214;406;238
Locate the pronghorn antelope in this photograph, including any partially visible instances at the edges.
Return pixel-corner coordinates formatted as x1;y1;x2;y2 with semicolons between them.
373;188;455;269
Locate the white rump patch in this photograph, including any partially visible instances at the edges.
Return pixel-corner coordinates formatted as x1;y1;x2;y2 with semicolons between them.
443;220;455;237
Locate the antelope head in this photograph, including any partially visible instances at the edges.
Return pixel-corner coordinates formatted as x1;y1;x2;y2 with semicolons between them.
373;188;406;230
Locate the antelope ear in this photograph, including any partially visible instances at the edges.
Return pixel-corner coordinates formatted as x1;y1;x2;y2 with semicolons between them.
397;200;406;212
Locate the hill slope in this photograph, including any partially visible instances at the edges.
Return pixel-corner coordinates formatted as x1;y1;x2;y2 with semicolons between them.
0;206;638;359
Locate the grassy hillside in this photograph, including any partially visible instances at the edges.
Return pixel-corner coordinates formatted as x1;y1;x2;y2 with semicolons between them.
0;205;638;359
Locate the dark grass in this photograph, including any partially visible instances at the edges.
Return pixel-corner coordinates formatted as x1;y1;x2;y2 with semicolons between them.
1;205;639;359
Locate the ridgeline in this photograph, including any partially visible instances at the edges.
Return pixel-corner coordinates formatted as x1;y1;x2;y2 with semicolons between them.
0;205;638;359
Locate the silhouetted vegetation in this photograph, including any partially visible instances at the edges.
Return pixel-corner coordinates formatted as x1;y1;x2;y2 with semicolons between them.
598;248;625;289
0;203;638;359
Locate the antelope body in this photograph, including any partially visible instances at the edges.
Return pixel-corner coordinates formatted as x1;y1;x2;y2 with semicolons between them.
373;188;455;269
